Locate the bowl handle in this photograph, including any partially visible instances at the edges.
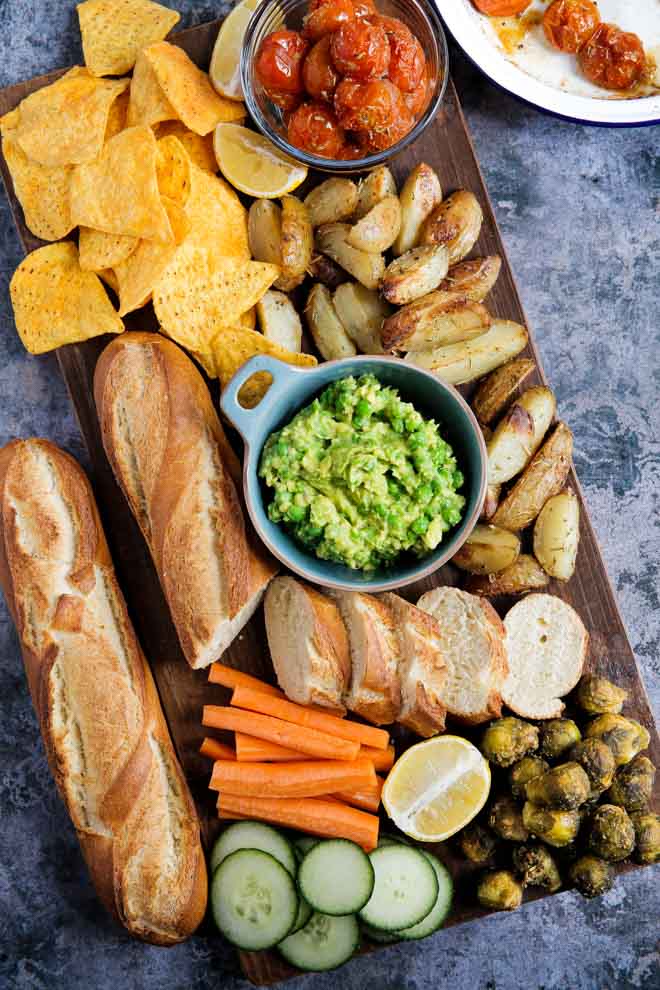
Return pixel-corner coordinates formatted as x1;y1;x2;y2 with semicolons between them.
219;355;304;444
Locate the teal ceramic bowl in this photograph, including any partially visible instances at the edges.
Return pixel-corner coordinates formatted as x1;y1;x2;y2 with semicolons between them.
220;355;487;592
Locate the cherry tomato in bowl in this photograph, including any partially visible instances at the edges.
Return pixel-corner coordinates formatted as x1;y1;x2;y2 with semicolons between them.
288;101;347;156
303;35;340;102
255;30;309;108
334;76;406;133
303;0;355;42
373;15;426;93
330;19;391;80
578;23;646;91
543;0;600;54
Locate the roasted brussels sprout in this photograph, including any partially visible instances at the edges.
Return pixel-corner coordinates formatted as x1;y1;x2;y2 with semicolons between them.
607;755;656;813
458;823;499;865
512;844;561;892
584;714;650;767
477;870;523;911
522;803;581;847
631;812;660;865
540;719;582;761
576;675;627;715
568;738;616;798
587;804;635;862
481;717;539;768
488;796;529;842
509;756;550;800
524;762;591;810
569;855;614;899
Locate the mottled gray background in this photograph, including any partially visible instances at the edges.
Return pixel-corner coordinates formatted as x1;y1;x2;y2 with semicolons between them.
0;2;658;988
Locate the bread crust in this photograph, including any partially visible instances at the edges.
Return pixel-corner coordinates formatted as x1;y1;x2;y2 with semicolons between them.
0;439;206;944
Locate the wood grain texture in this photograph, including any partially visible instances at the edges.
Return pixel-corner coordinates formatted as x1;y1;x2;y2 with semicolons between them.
0;18;657;987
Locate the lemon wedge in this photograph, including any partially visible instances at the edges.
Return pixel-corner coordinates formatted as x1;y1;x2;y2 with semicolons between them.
209;0;264;101
382;736;491;842
213;123;308;198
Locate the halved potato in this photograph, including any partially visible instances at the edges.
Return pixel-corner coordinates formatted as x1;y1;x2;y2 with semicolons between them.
381;290;490;351
533;488;580;581
406;319;528;385
276;195;313;291
480;483;501;522
348;196;401;253
465;554;549;596
451;524;521;575
472;357;536;426
439;255;502;303
333;282;391;354
308;253;349;289
420;190;483;265
393;162;442;257
487;386;557;485
257;290;302;352
380;245;449;305
315;223;385;290
248;198;281;266
304;178;359;228
491;422;573;531
354;166;397;220
304;283;357;360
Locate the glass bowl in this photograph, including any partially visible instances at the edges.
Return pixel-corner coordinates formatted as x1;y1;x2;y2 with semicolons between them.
241;0;449;173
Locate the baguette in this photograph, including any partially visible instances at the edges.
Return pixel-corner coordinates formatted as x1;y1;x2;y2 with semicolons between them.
0;439;206;944
94;332;277;669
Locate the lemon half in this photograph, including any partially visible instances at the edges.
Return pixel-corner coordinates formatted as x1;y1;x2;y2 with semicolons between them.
209;0;264;101
213;123;308;198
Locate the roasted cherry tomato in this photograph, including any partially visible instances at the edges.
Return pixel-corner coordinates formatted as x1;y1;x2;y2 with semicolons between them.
330;19;391;80
353;0;376;17
334;77;406;135
287;101;346;157
303;0;355;42
358;103;414;153
337;141;364;160
403;68;430;117
256;30;308;108
302;35;340;102
472;0;532;14
543;0;600;54
578;23;645;91
373;15;426;93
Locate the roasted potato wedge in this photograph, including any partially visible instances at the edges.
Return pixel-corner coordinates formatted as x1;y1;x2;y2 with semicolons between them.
277;195;313;291
304;178;359;228
248;199;282;267
257;290;302;353
393;162;443;257
315;223;385;290
472;357;536;426
381;290;490;351
491;422;573;531
480;483;501;521
533;488;580;581
439;255;502;303
465;555;550;596
380;245;449;306
354;166;397;220
406;319;528;384
308;253;349;289
304;283;357;361
452;524;521;575
420;190;483;265
348;196;402;254
487;386;557;485
333;282;391;354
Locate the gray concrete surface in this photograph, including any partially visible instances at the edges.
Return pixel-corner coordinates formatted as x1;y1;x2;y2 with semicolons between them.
0;3;658;988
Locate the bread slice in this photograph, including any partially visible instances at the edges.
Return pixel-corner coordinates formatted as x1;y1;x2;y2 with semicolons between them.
503;593;588;719
264;577;350;713
331;591;402;725
416;587;507;724
379;593;447;737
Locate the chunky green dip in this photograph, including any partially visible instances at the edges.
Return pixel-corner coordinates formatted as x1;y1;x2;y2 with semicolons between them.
259;374;465;571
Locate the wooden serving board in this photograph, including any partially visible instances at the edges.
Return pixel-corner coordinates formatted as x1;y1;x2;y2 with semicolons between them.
0;17;657;987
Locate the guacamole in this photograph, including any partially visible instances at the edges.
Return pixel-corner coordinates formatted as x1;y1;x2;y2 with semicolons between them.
259;374;465;572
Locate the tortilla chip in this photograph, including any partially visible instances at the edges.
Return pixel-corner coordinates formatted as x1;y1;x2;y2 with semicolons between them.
78;0;180;77
128;47;177;129
156;134;191;205
79;227;138;271
191;348;217;379
185;162;250;260
144;41;245;135
10;242;124;354
211;326;316;388
1;134;74;241
115;197;189;315
70;125;173;241
98;267;119;294
156;120;217;172
12;68;129;166
238;307;256;331
191;308;258;379
104;89;130;142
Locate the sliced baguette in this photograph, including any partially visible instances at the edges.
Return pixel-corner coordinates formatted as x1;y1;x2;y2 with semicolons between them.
503;593;588;719
379;593;447;737
416;587;507;724
264;577;350;713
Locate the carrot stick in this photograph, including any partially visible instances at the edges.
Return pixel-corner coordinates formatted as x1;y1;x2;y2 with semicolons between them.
217;794;380;850
202;706;360;761
208;662;283;697
230;686;390;751
334;777;383;814
366;744;395;772
209;758;376;798
199;737;236;762
235;733;305;763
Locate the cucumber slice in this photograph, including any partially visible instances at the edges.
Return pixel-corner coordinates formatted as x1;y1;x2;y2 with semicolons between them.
298;839;375;916
395;852;453;940
210;821;296;876
358;845;438;932
294;836;320;861
278;913;360;972
211;849;298;950
290;893;313;934
361;921;399;944
377;834;410;847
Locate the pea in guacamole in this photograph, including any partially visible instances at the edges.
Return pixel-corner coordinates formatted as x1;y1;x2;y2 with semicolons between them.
259;374;465;572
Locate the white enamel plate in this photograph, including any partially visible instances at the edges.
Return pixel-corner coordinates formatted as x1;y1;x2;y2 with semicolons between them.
435;0;660;126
